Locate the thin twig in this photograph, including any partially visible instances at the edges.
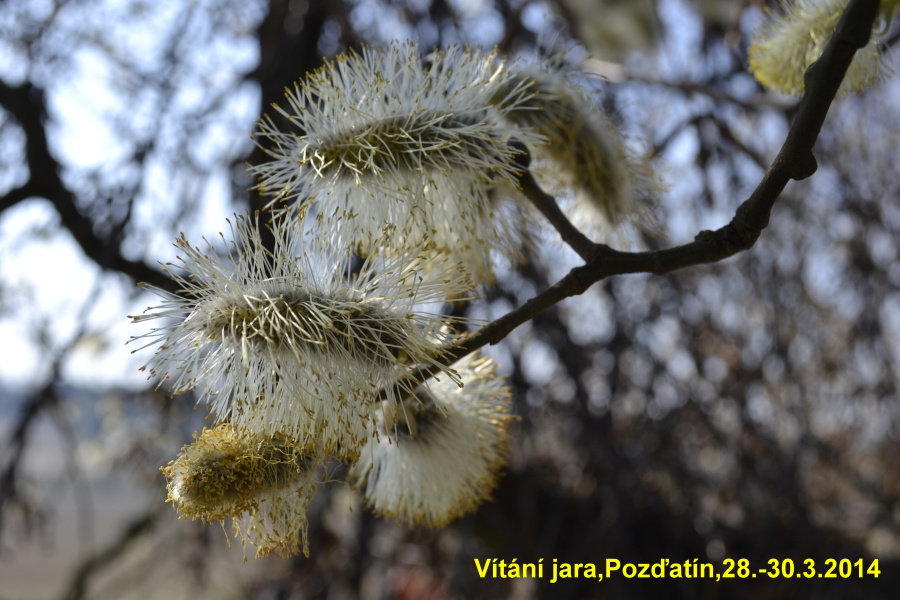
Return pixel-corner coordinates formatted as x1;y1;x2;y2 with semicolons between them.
60;507;162;600
388;0;879;400
517;170;597;261
0;80;173;290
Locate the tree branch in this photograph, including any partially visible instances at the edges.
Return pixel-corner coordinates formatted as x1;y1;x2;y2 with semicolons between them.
517;170;597;261
0;79;172;290
733;0;879;235
393;0;880;399
60;506;162;600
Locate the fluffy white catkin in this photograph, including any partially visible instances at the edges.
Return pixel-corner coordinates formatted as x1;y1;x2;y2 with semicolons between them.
350;352;511;527
251;41;542;282
131;213;473;458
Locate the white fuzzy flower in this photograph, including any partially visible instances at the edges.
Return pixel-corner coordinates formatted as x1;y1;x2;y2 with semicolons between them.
131;214;474;458
749;0;890;96
349;352;512;527
250;41;539;281
495;57;661;247
162;424;319;558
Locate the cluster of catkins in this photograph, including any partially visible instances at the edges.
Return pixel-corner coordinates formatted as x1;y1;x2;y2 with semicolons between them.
131;41;656;558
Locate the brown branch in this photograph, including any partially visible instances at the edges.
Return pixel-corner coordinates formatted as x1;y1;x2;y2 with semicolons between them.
517;170;597;261
0;180;41;213
0;380;59;536
392;0;880;399
733;0;879;235
0;279;106;538
0;79;172;290
611;70;792;112
60;506;162;600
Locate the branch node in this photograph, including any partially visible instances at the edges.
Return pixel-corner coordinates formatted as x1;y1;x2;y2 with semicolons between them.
693;229;715;243
793;152;818;180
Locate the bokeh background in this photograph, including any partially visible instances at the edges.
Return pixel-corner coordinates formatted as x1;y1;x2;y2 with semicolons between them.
1;0;899;598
